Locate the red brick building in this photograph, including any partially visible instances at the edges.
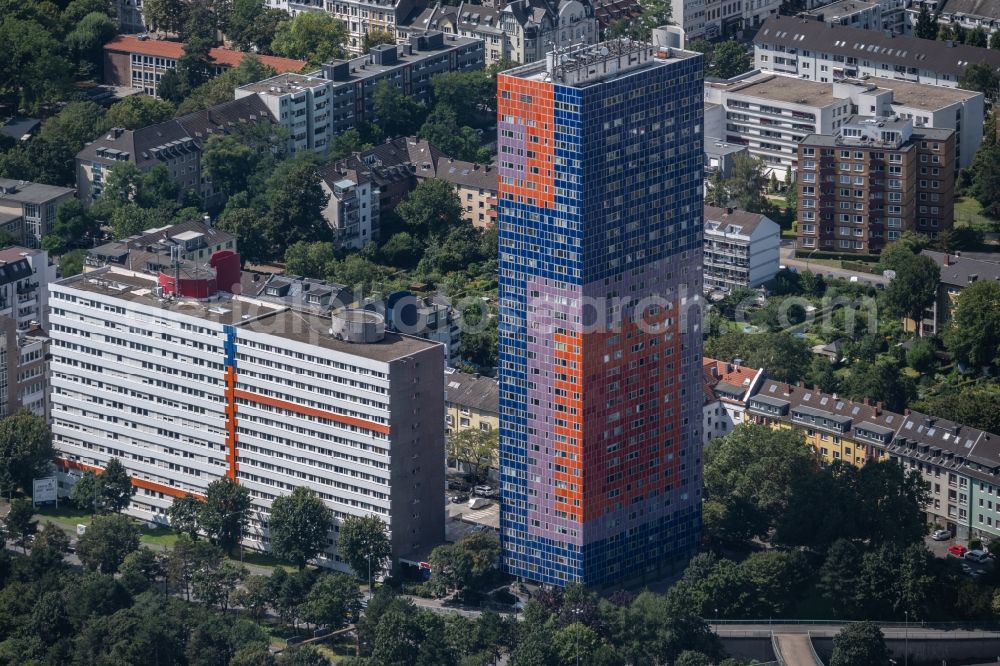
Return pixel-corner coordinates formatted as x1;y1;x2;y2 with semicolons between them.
103;35;307;98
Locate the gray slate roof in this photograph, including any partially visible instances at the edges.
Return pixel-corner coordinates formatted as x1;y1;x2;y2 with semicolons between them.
754;15;1000;79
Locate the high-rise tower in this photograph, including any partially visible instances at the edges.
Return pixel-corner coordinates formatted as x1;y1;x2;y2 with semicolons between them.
497;40;705;586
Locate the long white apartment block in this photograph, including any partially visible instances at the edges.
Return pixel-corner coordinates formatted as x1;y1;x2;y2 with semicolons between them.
49;265;445;572
704;69;983;178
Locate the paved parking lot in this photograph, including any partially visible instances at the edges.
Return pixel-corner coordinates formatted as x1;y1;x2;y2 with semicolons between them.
924;535;993;578
444;493;500;542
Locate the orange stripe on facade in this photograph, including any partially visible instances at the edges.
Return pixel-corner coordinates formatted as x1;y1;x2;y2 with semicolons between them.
224;365;239;480
233;389;391;435
55;458;203;500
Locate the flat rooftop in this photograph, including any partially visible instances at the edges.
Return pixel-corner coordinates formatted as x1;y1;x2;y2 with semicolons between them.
805;0;878;15
238;72;329;95
855;77;981;111
709;73;839;107
58;269;440;362
505;40;700;87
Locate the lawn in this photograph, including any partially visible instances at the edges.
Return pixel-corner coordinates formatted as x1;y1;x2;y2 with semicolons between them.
233;550;298;572
36;504;93;528
138;525;180;548
954;197;998;232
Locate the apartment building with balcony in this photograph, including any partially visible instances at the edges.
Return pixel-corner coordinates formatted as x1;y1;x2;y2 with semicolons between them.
754;15;1000;88
745;378;1000;541
671;0;781;39
795;116;955;255
905;0;1000;38
804;0;882;30
319;167;381;249
703;205;780;291
0;247;55;419
702;358;764;446
236;32;485;155
906;250;1000;336
49;261;445;573
704;70;982;177
0;179;76;250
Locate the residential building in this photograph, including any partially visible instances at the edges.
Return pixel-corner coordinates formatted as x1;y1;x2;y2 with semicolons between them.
50;261;445;573
906;0;1000;38
404;3;509;66
804;0;882;31
497;0;598;65
84;220;237;274
280;0;424;54
670;0;781;39
754;15;1000;88
497;41;705;586
593;0;642;33
115;0;145;33
0;247;55;419
0;179;76;250
795;116;955;254
318;165;381;249
704;137;748;179
379;290;463;365
445;368;499;433
436;159;498;228
906;250;1000;336
703;206;780;291
75;96;275;209
102;35;308;98
701;358;764;446
744;378;995;540
704;70;982;178
237;33;484;155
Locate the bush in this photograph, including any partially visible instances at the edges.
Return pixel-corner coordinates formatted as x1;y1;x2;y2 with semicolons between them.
491;589;517;606
401;582;438;598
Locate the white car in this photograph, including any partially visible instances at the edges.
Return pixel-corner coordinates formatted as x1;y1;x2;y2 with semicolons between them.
931;529;952;541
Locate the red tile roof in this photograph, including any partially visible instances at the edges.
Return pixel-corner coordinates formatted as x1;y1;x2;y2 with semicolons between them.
104;35;307;74
703;357;761;405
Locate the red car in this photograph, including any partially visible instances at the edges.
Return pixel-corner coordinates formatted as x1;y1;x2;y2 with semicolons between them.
948;544;968;557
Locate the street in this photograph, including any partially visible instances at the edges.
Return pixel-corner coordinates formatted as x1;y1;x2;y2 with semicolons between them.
779;241;889;286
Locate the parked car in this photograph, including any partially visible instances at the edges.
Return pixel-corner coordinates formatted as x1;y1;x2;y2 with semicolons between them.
966;549;990;563
450;494;469;504
468;497;491;510
447;479;468;491
932;529;952;541
473;485;495;497
948;544;968;557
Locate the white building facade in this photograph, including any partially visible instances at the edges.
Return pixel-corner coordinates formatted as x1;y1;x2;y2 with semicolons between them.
49;265;445;572
703;205;780;291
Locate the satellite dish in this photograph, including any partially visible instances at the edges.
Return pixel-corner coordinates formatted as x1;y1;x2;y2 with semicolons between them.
599;46;609;56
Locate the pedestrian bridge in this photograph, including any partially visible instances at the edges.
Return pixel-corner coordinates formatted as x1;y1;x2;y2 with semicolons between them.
772;633;823;666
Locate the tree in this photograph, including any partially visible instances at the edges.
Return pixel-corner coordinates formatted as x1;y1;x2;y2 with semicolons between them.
362;28;396;52
100;457;136;513
261;152;331;252
168;493;202;539
845;358;915;413
372;81;426;137
855;460;929;548
379;231;424;268
234;574;273;622
830;621;889;666
231;645;277;666
176;56;278;114
969;26;989;48
706;170;730;207
906;337;937;374
227;0;288;52
632;0;671;40
395;177;463;238
992;30;1000;50
280;645;331;666
268;486;333;569
144;0;189;34
704;424;818;544
914;383;1000;434
959;62;1000;99
77;513;141;574
104;95;175;130
784;169;797;211
819;539;863;616
943;280;1000;369
447;428;498;482
337;514;391;586
58;249;87;278
4;498;37;552
418;105;487;163
0;19;73;114
968;144;1000;217
431;70;493;127
704;331;812;384
879;247;939;328
710;40;752;79
118;546;164;595
300;572;362;628
201;134;258;196
723;154;772;214
0;410;53;498
65;11;117;77
271;12;348;66
914;3;937;40
552;623;600;666
166;534;225;600
284;240;337;279
199;477;252;552
192;560;247;611
44;199;99;255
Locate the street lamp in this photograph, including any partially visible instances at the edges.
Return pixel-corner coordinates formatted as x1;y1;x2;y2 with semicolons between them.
905;611;909;666
805;247;819;273
571;607;583;666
